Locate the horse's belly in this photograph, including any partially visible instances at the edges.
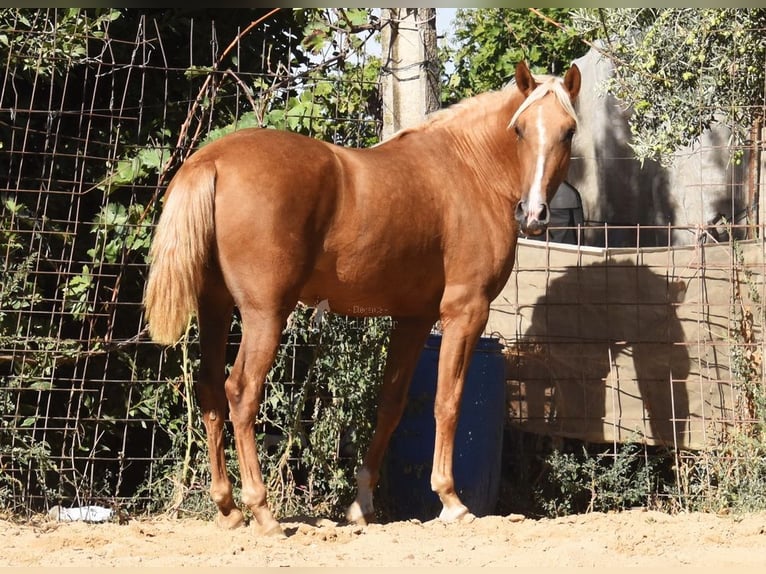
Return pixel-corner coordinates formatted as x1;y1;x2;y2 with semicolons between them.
298;264;442;318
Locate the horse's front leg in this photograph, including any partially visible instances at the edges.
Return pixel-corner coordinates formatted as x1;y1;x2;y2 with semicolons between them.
346;316;435;525
431;289;490;522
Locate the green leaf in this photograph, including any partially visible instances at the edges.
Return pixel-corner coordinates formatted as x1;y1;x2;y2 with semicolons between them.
313;81;333;98
184;65;213;79
29;380;53;391
345;8;369;27
265;109;285;129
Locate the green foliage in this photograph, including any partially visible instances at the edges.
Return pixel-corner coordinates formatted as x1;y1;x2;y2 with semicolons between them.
0;197;41;334
443;8;591;103
198;8;381;148
0;400;58;512
102;147;168;195
87;202;154;264
138;307;391;521
295;8;378;57
677;434;766;513
1;196;39;315
60;201;154;321
540;443;656;516
256;307;391;519
0;8;121;79
0;193;87;390
570;8;766;164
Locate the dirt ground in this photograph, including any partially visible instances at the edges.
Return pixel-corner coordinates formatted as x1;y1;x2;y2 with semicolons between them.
2;509;766;567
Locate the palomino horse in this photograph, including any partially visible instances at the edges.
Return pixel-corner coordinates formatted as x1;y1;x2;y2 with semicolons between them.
144;61;580;535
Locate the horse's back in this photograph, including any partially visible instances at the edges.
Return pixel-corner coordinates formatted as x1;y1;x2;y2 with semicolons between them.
191;128;341;197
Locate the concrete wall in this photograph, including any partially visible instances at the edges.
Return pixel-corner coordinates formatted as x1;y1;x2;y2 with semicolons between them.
567;46;750;247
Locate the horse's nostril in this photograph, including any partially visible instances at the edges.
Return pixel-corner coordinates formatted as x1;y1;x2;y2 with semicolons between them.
538;203;549;224
515;200;526;219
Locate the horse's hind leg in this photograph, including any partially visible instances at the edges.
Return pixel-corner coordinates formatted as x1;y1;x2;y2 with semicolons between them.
196;281;244;529
225;307;288;536
346;316;434;525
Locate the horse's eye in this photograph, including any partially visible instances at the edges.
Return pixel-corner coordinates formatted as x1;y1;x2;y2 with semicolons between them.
563;127;576;142
514;125;523;140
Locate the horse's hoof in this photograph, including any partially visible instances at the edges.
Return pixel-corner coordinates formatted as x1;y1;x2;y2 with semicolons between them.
255;521;285;538
438;504;474;523
348;512;376;526
345;501;375;526
215;508;246;530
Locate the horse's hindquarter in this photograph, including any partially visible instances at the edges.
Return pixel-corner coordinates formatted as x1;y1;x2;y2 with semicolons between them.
202;129;343;306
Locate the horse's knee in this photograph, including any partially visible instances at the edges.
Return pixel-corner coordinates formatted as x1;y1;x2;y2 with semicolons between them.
433;399;460;424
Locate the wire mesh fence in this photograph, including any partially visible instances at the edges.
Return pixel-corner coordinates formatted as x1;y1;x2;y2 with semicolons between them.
482;225;765;515
0;10;386;516
1;9;764;519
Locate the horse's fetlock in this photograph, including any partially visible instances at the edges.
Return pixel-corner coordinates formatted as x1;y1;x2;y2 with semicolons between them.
209;485;232;506
430;471;455;496
240;487;266;509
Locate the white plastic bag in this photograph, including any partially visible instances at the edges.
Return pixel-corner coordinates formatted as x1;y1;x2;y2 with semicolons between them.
48;505;113;523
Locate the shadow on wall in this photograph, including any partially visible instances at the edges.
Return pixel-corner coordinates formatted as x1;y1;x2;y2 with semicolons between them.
515;261;690;447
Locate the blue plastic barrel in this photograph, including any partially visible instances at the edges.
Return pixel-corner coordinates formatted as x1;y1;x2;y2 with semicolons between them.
381;334;506;521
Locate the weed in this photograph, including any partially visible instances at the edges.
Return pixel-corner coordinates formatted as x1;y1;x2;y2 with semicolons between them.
539;442;657;516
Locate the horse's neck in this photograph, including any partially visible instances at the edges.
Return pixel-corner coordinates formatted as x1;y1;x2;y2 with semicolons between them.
375;92;524;205
443;117;522;198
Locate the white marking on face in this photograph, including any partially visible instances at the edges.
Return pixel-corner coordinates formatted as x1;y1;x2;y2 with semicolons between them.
527;106;547;220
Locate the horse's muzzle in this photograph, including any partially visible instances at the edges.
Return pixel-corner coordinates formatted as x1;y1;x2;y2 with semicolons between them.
515;200;550;236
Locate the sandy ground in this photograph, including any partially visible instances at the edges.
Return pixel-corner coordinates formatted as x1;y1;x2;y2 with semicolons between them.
2;509;766;568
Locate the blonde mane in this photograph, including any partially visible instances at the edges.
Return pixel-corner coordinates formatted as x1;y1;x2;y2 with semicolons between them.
421;89;512;127
381;74;577;145
378;90;513;144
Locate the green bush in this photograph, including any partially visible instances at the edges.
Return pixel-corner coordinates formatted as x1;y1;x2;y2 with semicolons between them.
541;443;657;516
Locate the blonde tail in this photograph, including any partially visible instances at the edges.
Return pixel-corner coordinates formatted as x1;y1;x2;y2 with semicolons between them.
144;161;216;345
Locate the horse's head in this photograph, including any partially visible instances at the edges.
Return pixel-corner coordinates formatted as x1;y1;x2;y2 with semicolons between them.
510;61;580;236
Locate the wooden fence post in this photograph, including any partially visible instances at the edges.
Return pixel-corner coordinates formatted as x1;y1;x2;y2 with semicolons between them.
380;8;439;140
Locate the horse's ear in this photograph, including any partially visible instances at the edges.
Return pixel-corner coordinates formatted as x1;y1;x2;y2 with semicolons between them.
515;61;536;96
563;64;581;101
